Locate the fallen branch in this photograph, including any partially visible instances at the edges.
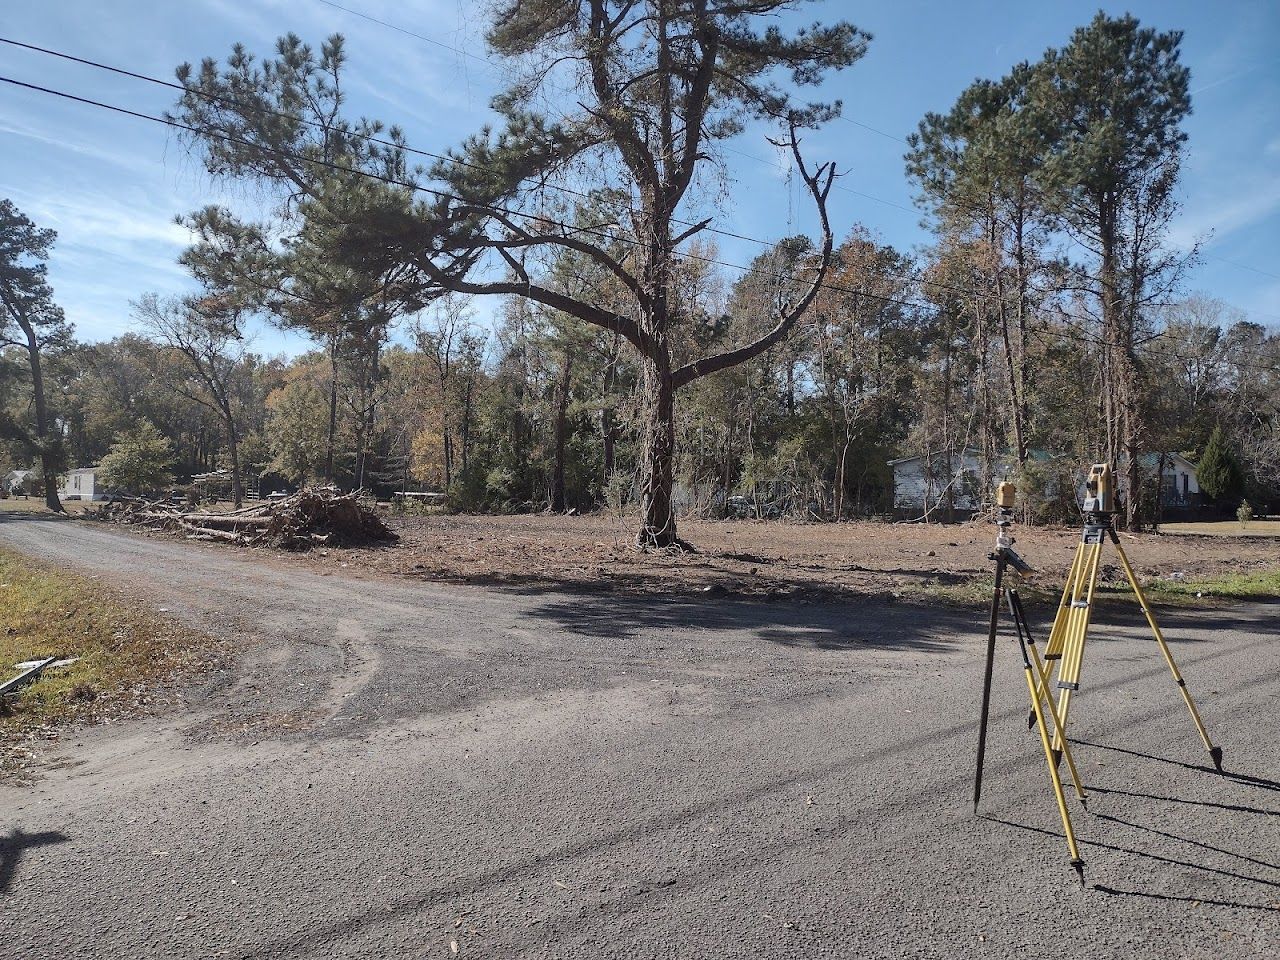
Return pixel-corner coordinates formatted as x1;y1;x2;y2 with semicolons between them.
97;489;397;550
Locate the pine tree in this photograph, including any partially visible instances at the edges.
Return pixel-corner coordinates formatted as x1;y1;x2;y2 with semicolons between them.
1197;426;1243;506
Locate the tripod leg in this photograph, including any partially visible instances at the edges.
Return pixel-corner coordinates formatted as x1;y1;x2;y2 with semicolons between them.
974;557;1006;812
1018;629;1086;884
1110;535;1224;772
1009;591;1087;804
1053;541;1102;758
1029;541;1086;727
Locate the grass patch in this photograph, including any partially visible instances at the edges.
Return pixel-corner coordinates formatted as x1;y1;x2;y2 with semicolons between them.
0;546;220;745
919;566;1280;609
1160;519;1280;538
1140;567;1280;602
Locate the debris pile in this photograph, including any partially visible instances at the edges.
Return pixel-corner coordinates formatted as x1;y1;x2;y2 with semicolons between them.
98;488;397;549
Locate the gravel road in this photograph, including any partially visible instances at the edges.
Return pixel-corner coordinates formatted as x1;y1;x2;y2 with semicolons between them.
1;511;1277;959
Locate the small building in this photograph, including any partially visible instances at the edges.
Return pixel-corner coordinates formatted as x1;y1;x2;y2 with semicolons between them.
3;469;37;497
888;448;1017;520
59;466;105;501
1153;452;1200;508
888;448;1202;520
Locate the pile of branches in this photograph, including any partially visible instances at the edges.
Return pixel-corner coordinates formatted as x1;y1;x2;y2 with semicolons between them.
98;488;397;549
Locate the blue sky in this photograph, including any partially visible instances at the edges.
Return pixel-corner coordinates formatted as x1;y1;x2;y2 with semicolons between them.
2;0;1277;356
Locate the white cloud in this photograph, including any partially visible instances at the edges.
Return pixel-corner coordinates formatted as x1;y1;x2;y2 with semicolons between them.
1169;175;1280;252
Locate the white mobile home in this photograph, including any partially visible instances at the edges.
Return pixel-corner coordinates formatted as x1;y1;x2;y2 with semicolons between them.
59;466;105;501
889;448;1203;520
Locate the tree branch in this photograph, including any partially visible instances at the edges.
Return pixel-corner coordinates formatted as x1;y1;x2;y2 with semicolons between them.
673;123;836;389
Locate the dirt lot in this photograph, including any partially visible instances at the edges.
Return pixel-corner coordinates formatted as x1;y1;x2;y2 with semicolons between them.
293;512;1280;602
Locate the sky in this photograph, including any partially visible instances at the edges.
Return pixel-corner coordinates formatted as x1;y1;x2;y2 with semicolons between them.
2;0;1277;357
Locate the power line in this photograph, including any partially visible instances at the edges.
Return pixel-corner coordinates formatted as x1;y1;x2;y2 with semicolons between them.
0;37;1012;310
4;70;1280;378
12;30;1275;345
288;9;1280;314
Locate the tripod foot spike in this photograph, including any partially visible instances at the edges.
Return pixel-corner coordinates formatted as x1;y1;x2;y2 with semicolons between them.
1210;746;1224;773
1051;747;1062;768
1071;860;1086;887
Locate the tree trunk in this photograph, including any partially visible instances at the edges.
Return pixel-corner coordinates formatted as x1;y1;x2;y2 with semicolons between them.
325;334;339;485
226;416;243;508
637;355;677;548
16;314;63;512
549;350;572;513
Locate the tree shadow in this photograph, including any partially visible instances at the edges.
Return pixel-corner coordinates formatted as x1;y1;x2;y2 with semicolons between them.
0;828;68;893
0;509;75;524
510;586;973;650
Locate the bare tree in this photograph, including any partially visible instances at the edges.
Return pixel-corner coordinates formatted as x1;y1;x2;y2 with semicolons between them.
135;293;251;507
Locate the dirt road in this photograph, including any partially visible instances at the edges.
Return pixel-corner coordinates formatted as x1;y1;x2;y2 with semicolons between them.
1;512;1277;958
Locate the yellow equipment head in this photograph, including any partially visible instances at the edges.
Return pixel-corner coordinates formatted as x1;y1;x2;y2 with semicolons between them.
995;480;1016;510
1083;463;1114;514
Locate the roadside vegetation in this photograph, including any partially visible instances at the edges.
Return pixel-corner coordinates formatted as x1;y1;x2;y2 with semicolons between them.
0;546;221;767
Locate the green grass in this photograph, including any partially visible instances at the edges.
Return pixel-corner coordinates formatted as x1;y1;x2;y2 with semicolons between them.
920;566;1280;608
0;546;217;738
1160;519;1280;537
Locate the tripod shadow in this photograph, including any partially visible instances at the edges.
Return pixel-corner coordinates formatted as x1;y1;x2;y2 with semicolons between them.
1086;785;1279;819
1088;809;1280;873
0;828;68;894
1075;738;1280;793
1092;884;1280;913
982;815;1280;911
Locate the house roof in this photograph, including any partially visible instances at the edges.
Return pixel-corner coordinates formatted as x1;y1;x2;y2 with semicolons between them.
66;466;99;475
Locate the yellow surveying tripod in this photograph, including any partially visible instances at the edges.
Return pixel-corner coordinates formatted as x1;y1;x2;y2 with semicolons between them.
973;480;1087;883
1035;463;1224;774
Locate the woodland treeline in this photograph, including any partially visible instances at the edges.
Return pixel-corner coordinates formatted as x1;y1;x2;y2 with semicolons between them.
2;7;1278;532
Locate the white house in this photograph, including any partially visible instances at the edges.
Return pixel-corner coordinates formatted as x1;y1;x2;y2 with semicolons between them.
889;449;1202;519
1156;452;1200;507
59;466;105;501
888;448;1016;518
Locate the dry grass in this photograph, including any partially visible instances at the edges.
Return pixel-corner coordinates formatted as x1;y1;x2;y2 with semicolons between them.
0;497;98;515
0;546;223;770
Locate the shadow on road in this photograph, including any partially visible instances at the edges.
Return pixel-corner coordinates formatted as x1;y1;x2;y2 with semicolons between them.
982;815;1280;907
1093;884;1280;912
1077;739;1280;794
0;828;69;894
513;587;973;649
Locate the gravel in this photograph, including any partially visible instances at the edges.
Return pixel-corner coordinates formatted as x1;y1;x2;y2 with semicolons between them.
0;511;1277;959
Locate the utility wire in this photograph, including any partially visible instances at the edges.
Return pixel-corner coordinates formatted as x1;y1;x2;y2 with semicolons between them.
3;69;1280;378
301;5;1280;299
8;33;1276;345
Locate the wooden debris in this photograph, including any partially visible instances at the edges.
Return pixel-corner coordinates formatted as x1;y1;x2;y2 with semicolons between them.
97;488;397;550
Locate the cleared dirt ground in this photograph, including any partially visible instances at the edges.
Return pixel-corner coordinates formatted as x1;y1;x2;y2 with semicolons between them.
290;512;1280;602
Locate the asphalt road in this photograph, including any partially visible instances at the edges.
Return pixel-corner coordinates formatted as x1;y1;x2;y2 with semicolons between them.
1;511;1277;959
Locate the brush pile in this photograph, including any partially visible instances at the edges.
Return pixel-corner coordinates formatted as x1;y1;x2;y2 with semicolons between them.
97;488;397;549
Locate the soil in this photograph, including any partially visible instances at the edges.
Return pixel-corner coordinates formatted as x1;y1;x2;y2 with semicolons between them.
290;512;1280;601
